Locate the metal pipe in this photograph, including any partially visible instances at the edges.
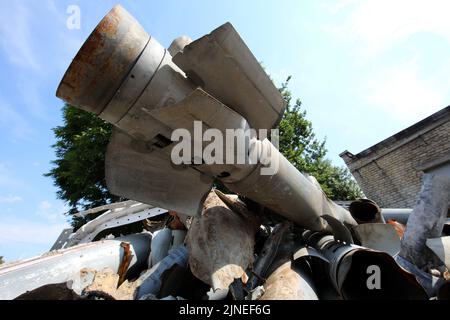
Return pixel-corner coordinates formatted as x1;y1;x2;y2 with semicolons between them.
349;198;384;224
400;173;450;270
301;230;428;299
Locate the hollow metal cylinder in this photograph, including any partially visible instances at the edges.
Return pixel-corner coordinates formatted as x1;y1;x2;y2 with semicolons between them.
56;5;195;142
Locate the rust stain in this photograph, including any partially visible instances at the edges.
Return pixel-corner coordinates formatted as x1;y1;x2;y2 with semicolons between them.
387;219;406;239
97;5;121;38
56;6;122;101
117;242;132;286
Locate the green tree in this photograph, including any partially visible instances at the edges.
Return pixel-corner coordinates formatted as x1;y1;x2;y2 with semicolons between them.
277;76;362;200
45;105;121;228
0;256;4;264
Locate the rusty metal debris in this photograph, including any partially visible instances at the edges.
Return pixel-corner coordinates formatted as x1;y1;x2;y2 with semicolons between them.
1;4;449;301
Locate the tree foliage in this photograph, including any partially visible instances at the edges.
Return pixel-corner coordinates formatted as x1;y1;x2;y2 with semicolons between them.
277;77;362;200
45;105;120;228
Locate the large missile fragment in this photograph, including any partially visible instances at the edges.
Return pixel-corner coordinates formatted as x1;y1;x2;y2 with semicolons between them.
56;4;356;231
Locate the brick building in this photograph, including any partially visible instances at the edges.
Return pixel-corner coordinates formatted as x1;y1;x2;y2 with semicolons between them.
340;106;450;208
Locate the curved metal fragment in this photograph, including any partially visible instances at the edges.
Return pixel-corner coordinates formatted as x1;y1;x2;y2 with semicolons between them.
352;223;400;256
259;261;318;300
186;190;258;291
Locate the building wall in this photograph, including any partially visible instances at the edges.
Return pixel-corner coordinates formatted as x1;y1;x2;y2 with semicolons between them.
340;107;450;208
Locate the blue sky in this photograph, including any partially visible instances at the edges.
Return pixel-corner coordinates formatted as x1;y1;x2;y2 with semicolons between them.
1;0;450;262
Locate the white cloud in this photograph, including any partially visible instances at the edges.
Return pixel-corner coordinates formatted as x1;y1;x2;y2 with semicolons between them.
320;0;450;125
321;0;358;15
0;162;26;189
324;0;450;60
362;57;446;123
0;195;22;204
0;96;33;141
0;219;68;245
0;1;84;126
269;68;291;87
0;2;41;71
0;200;70;260
36;200;69;223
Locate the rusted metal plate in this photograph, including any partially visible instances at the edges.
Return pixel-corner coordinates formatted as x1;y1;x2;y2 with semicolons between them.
400;174;450;270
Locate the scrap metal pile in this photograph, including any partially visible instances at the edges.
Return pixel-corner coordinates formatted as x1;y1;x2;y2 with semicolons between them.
1;4;449;300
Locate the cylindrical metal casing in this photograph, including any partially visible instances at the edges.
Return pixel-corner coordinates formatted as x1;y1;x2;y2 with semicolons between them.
56;5;195;141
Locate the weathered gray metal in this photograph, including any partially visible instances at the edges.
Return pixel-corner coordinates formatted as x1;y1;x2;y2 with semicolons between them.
105;129;212;215
50;228;74;251
400;173;450;270
168;36;192;56
426;236;450;270
395;255;446;297
65;203;167;247
223;142;357;231
0;234;151;300
247;222;291;290
172;22;286;131
135;245;188;299
352;223;400;256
